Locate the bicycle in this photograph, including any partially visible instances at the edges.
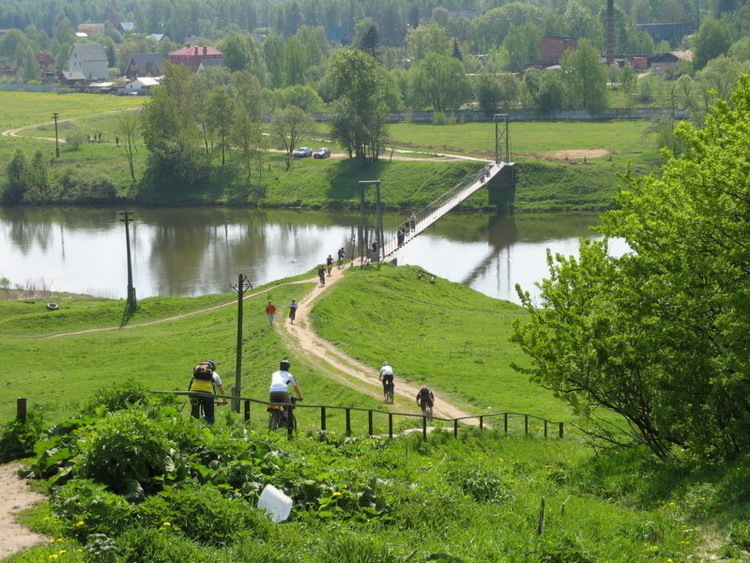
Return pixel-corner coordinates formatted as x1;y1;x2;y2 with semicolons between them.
268;396;298;431
420;402;433;421
384;381;394;404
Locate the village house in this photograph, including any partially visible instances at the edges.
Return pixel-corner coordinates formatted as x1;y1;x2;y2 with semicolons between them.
125;53;165;79
120;76;160;95
650;50;692;74
168;45;223;73
66;43;109;81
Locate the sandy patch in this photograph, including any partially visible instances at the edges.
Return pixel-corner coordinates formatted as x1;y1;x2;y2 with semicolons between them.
545;149;610;160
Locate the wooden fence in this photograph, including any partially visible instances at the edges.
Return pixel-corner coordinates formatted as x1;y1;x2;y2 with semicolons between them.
148;391;565;441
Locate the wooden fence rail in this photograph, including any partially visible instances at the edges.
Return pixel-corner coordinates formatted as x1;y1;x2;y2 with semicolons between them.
148;391;565;441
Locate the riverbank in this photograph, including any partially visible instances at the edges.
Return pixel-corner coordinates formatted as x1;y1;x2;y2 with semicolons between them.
0;92;660;211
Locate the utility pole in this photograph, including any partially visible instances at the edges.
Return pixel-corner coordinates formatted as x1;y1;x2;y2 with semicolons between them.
119;211;137;310
52;112;60;158
231;274;253;412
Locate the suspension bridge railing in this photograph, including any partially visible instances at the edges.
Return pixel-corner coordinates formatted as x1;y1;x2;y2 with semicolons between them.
385;164;500;250
149;391;564;442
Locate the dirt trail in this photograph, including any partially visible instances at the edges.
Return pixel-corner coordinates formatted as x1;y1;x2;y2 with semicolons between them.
0;462;50;558
279;267;475;421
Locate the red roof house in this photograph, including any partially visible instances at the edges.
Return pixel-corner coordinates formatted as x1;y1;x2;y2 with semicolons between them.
168;45;223;73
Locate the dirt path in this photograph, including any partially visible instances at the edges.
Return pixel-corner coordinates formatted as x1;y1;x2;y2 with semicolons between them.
0;462;50;559
279;267;475;421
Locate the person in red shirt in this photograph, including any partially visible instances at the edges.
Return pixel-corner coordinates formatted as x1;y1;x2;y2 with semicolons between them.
265;301;277;326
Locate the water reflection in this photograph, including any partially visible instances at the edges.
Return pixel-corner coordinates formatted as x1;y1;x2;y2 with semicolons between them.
0;207;618;304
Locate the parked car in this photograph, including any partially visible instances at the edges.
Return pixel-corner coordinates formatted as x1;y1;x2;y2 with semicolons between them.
292;147;313;158
313;147;331;159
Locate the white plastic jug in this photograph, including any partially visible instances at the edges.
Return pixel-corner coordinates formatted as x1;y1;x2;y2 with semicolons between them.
257;484;293;523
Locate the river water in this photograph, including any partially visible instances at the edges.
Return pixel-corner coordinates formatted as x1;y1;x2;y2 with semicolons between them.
0;207;626;305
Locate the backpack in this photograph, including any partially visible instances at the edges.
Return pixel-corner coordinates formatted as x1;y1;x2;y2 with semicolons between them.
193;365;213;380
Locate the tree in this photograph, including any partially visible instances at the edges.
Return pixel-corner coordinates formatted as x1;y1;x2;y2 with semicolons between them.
513;76;750;461
693;18;731;71
476;74;503;116
140;64;209;194
4;149;29;204
118;112;139;183
409;53;471;113
561;39;608;111
204;87;234;168
271;106;313;170
353;19;382;60
406;22;450;61
325;49;390;162
503;23;541;73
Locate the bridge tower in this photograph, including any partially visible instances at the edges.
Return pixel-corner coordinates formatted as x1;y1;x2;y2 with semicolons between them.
357;180;384;264
491;114;516;213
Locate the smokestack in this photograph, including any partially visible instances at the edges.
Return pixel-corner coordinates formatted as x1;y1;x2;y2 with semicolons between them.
606;0;615;65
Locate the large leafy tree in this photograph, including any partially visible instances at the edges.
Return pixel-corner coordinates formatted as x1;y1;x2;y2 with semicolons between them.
409;53;471;113
513;76;750;461
693;18;731;71
325;49;390;163
561;39;608;111
140;64;209;195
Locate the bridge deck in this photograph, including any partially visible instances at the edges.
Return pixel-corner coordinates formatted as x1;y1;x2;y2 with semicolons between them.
380;162;510;259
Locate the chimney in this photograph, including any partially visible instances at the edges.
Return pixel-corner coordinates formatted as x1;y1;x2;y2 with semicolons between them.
194;46;198;55
203;46;207;55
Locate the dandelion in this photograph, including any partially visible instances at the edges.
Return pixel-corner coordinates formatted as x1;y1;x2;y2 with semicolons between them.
58;550;67;555
332;492;342;498
162;522;172;527
48;555;58;560
76;520;85;526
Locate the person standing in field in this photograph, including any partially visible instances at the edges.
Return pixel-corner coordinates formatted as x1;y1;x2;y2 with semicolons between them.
265;301;277;326
289;299;298;324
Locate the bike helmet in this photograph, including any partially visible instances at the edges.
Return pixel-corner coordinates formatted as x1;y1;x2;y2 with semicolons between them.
280;360;291;371
382;361;389;366
204;360;217;370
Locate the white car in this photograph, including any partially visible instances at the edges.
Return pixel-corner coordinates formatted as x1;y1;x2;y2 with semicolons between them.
293;147;313;158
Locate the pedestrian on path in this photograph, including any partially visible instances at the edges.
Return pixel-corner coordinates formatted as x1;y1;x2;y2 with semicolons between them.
288;299;298;324
265;301;277;326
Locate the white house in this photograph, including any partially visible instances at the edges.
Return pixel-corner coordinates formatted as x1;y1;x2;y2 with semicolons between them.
68;44;109;81
120;76;160;94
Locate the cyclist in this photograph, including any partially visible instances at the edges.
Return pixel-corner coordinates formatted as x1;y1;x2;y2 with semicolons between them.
326;254;334;275
188;360;227;424
317;265;326;286
269;360;304;425
379;361;395;403
416;385;434;420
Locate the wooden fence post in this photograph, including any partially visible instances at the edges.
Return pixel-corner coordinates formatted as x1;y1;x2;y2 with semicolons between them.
321;406;326;431
345;408;351;436
244;400;250;422
479;415;484;430
16;398;26;423
454;419;458;438
368;410;373;436
544;420;548;438
558;422;564;438
504;413;508;434
388;413;393;438
422;415;427;440
524;414;529;435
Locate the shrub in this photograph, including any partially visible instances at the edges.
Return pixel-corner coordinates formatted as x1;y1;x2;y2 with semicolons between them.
0;411;44;462
50;479;133;542
134;485;273;547
74;408;176;498
448;467;515;504
115;527;210;562
85;380;149;413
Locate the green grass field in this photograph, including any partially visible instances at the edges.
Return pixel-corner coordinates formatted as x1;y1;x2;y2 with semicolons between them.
0;91;665;211
3;264;748;562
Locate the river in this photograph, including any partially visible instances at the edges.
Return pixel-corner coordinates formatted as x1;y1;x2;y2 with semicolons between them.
0;207;626;305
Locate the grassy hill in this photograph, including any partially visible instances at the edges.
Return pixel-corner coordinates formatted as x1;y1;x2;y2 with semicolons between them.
3;265;750;561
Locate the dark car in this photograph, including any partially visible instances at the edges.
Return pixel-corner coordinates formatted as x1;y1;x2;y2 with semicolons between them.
313;147;331;159
292;147;313;158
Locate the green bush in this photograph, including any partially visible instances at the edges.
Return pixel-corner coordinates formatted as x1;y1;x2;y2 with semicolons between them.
84;380;149;413
449;467;515;504
50;479;133;542
0;411;44;462
134;485;274;547
74;408;177;498
115;527;211;562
